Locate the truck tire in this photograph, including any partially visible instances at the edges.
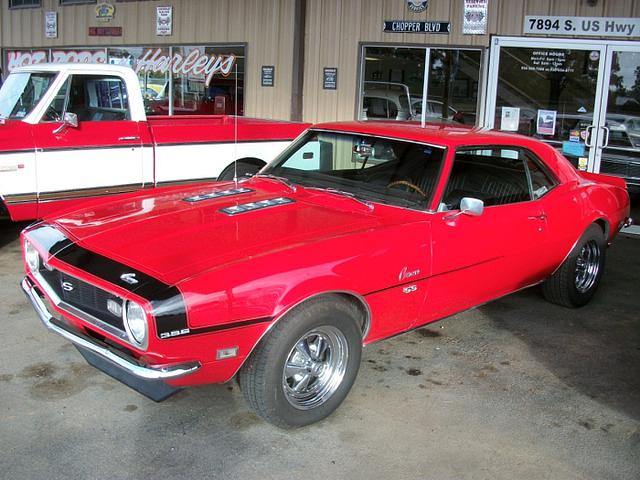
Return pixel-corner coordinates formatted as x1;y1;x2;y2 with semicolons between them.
542;224;606;308
239;295;362;428
217;158;264;181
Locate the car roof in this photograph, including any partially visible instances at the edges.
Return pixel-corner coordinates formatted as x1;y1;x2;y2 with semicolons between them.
311;120;541;149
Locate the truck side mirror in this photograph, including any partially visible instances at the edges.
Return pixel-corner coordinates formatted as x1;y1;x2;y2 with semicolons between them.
53;112;79;134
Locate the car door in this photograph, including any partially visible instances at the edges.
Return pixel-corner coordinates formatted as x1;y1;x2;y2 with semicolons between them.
418;146;552;325
32;73;145;217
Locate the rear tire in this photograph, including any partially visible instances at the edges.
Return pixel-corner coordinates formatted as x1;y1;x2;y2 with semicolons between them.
542;224;606;307
217;158;264;181
239;296;362;428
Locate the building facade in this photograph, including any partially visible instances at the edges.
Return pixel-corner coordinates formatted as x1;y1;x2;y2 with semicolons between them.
2;0;639;181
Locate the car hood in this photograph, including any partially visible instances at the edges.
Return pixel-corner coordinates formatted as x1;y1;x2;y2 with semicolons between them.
50;179;388;285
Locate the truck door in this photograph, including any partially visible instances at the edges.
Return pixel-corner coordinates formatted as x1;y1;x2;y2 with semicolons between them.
32;73;146;217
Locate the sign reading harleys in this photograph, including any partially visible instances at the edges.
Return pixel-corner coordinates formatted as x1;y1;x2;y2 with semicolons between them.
524;16;640;37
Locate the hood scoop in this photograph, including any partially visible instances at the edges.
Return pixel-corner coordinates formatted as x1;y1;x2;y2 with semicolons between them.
220;197;294;215
183;187;254;203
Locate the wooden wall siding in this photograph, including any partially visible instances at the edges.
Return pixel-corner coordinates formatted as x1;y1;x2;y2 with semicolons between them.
302;0;640;123
1;0;297;120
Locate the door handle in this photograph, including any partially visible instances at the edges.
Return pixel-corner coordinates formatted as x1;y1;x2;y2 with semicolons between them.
528;214;546;221
600;126;610;148
118;136;140;141
584;125;596;148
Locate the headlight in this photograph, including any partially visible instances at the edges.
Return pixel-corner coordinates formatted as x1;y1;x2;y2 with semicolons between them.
24;240;40;274
124;300;148;347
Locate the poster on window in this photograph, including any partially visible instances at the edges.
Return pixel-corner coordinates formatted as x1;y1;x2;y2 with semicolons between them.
45;12;57;39
537;109;557;136
156;6;173;36
463;0;488;34
500;107;520;131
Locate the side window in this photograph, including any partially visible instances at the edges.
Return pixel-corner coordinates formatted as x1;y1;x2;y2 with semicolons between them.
442;147;530;209
42;77;70;122
66;75;130;122
525;155;556;199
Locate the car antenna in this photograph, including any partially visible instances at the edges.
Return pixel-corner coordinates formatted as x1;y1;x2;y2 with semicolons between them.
233;63;238;187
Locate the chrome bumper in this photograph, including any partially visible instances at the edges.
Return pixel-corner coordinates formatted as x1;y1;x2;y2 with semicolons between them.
21;276;201;381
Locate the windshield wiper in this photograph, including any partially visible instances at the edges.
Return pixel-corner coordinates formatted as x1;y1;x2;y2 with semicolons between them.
304;186;374;211
254;173;297;192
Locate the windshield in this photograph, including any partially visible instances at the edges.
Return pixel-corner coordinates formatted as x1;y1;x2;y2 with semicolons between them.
0;72;57;119
263;130;446;210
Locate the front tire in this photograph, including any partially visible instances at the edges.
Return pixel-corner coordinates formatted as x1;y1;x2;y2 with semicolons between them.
239;296;362;428
542;224;606;307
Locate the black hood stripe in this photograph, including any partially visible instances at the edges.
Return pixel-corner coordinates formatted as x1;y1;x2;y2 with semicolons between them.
28;225;187;337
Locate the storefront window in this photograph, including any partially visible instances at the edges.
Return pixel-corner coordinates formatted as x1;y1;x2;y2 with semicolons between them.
362;47;425;121
360;46;481;126
3;45;245;117
169;46;244;116
107;46;170;116
426;49;481;126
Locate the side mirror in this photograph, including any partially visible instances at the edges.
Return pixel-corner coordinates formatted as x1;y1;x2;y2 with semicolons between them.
444;197;484;220
460;197;484;216
53;112;79;134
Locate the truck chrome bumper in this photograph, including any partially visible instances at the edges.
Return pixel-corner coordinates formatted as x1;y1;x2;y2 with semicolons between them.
21;276;201;381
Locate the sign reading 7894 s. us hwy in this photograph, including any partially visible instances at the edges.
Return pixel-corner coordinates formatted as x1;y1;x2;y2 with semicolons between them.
524;16;640;37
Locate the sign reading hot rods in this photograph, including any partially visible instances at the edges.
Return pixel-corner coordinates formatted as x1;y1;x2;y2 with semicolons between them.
5;48;236;86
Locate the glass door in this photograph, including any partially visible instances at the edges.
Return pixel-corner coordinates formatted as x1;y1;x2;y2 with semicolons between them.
485;37;608;172
595;44;640;189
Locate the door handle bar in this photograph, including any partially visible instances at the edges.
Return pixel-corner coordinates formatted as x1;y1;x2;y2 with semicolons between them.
118;136;140;141
600;126;610;149
528;214;546;221
584;125;596;148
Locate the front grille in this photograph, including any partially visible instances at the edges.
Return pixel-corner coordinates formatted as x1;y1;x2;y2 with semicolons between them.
38;267;125;332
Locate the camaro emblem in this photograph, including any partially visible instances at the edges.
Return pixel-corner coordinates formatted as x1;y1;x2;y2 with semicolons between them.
407;0;428;13
120;273;139;285
61;281;74;292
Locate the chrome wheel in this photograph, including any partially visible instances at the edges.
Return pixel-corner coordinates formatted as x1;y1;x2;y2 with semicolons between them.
575;239;601;293
282;326;349;410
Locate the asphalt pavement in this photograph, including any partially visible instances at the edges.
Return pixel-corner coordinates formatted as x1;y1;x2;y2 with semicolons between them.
0;219;638;480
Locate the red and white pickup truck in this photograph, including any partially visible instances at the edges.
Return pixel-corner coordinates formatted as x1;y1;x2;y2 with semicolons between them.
0;63;308;221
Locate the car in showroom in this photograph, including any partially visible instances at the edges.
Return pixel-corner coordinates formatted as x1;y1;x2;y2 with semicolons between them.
21;121;631;428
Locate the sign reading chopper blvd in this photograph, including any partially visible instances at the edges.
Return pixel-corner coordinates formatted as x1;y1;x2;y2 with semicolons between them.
383;21;450;34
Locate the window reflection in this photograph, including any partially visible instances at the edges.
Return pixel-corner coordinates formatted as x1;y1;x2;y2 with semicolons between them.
360;46;481;126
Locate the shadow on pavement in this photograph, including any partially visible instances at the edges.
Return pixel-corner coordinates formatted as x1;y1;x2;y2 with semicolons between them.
481;234;640;421
0;220;29;250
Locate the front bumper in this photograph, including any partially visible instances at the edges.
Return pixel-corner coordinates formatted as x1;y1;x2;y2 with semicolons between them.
21;276;201;398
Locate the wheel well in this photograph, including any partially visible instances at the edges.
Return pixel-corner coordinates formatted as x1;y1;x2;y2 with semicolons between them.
279;292;371;340
218;157;266;181
233;157;265;168
333;293;371;339
593;218;609;239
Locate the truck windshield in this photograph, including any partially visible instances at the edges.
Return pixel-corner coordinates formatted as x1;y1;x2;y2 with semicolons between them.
0;72;57;120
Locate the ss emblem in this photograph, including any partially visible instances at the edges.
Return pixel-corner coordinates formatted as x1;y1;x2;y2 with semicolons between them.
61;281;74;292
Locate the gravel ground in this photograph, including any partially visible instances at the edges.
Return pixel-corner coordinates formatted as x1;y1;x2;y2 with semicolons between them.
0;219;638;480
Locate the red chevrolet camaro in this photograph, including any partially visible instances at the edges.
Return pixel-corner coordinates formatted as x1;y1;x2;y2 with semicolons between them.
20;122;631;427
